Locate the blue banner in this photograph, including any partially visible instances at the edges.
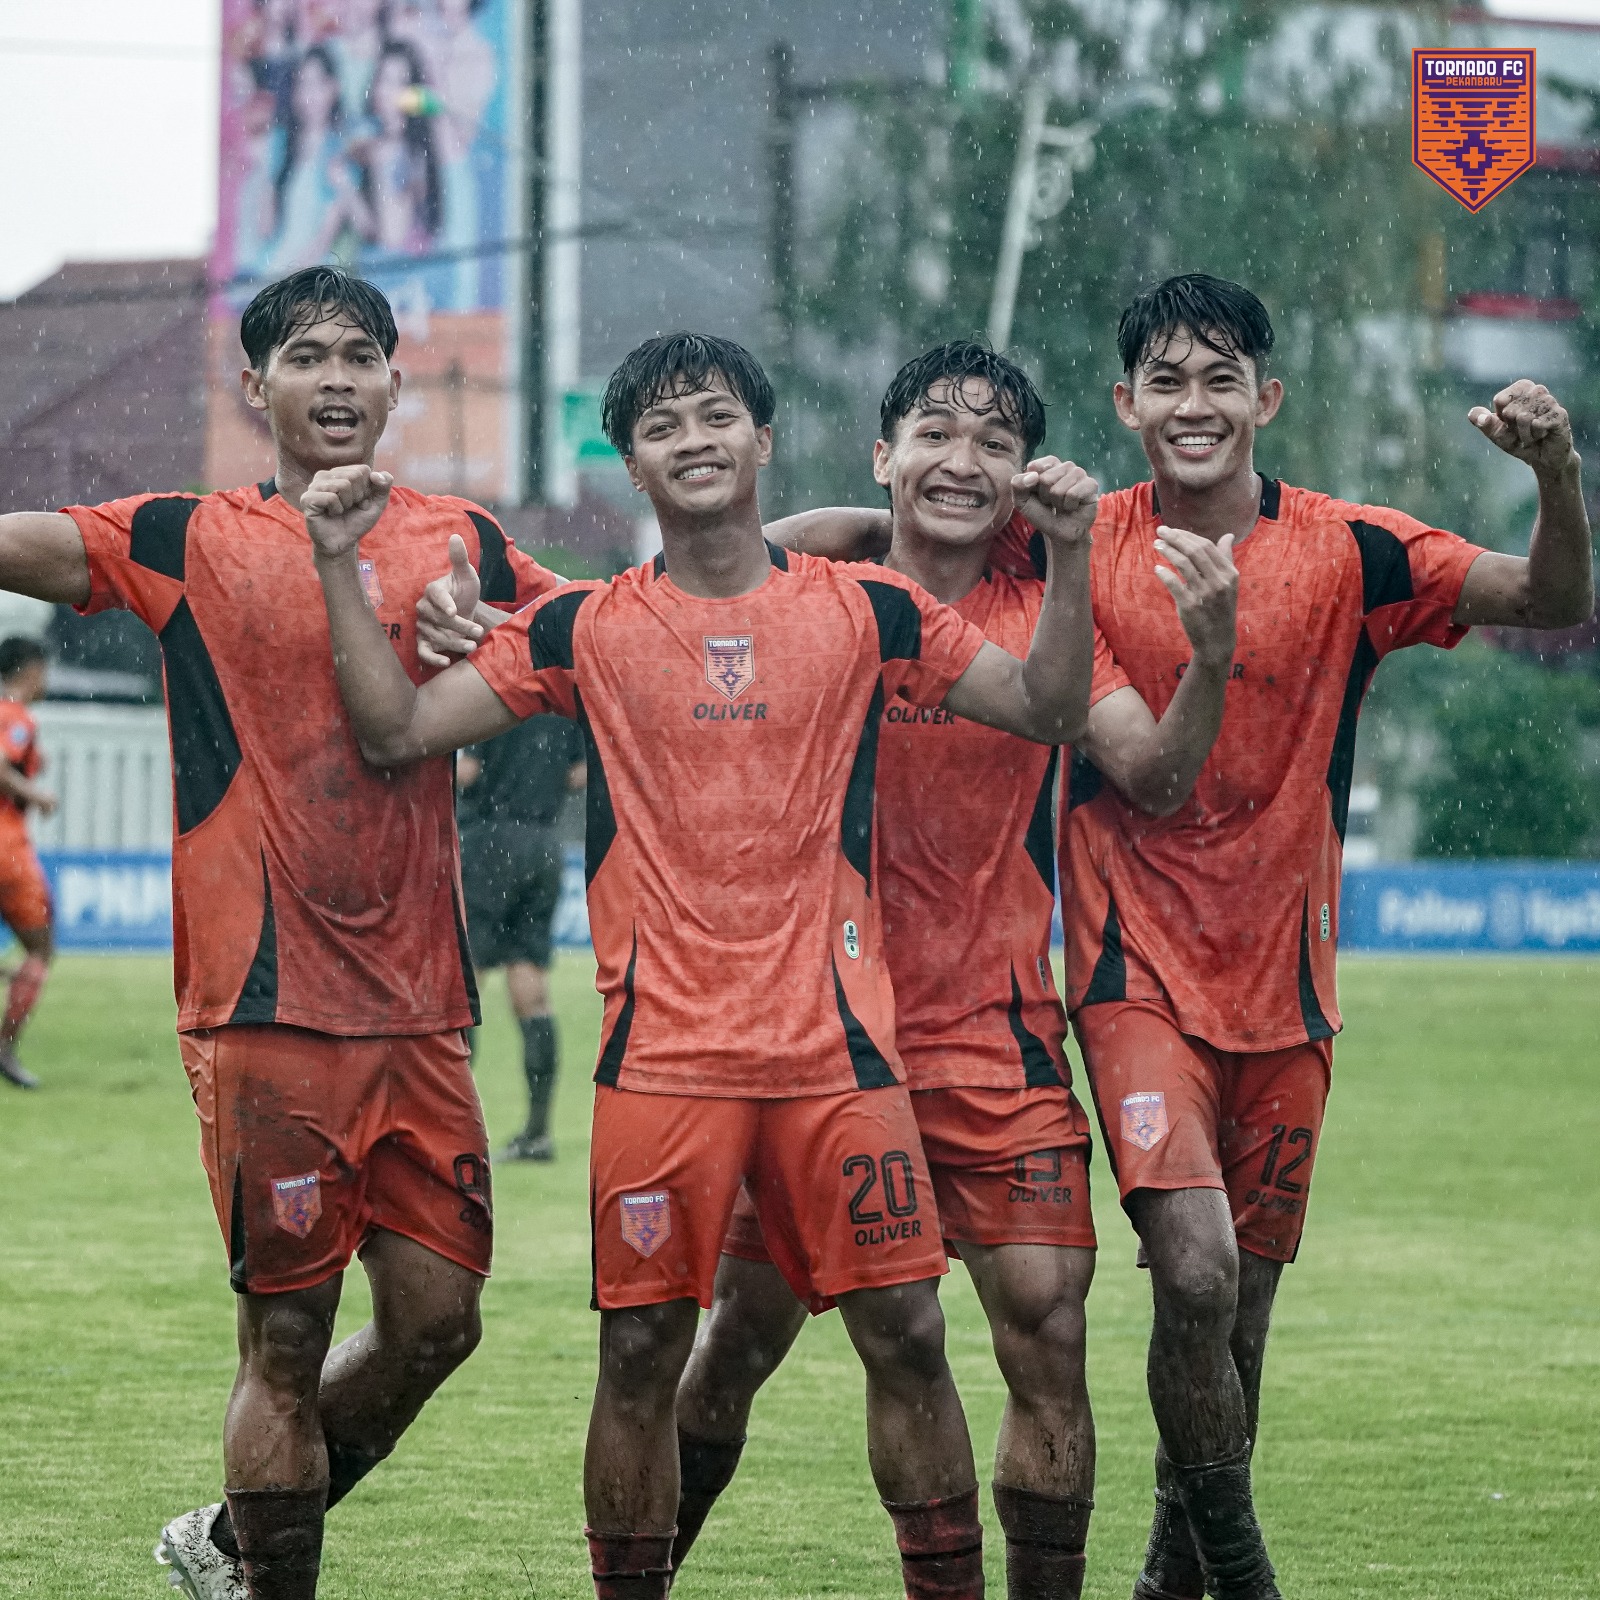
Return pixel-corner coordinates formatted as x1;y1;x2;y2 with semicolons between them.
1340;862;1600;952
41;852;173;950
34;851;1600;957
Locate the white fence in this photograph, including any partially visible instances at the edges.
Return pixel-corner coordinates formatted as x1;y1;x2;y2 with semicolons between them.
31;703;171;852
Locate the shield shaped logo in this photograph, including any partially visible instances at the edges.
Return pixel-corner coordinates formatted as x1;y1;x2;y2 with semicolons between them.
270;1172;322;1238
620;1191;672;1258
1120;1093;1169;1153
1412;49;1536;213
704;636;755;701
357;558;386;609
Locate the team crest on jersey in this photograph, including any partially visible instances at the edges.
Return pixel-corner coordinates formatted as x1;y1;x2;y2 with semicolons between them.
620;1191;672;1257
1120;1093;1168;1153
1412;49;1535;213
358;558;386;609
704;635;755;701
270;1172;322;1238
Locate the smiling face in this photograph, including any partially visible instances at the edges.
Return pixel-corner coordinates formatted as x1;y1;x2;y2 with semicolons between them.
242;309;400;475
873;378;1027;549
623;378;771;526
1113;327;1283;495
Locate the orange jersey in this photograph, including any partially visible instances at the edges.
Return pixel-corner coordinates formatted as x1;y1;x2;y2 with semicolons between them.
64;482;560;1036
470;544;988;1097
1057;479;1484;1051
0;698;40;824
876;568;1122;1090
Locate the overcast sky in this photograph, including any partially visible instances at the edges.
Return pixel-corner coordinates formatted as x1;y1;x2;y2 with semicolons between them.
3;0;1599;301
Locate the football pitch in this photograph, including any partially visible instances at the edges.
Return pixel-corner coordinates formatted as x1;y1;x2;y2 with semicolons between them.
1;955;1595;1599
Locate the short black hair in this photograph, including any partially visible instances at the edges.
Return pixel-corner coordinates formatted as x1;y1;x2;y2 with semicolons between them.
1116;273;1274;377
239;267;399;371
880;342;1047;458
0;637;46;679
601;333;775;456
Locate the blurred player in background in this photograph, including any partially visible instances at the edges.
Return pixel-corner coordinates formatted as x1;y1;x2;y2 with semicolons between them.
661;343;1237;1600
303;330;1101;1600
454;708;585;1161
1030;274;1591;1600
0;636;56;1090
0;265;561;1600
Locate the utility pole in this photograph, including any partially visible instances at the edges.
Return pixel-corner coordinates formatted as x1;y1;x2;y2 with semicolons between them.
987;74;1096;351
545;0;582;508
768;41;797;512
519;0;547;505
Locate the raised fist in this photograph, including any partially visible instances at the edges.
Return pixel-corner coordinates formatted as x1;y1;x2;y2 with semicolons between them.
302;464;394;560
1469;381;1577;477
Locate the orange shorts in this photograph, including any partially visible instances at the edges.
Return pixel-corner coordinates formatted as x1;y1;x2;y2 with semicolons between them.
180;1024;492;1296
0;831;51;934
1074;999;1332;1263
590;1083;947;1314
725;1084;1096;1280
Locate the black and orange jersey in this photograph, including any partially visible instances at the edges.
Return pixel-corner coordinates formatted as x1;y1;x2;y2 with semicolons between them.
469;544;989;1097
0;698;40;822
876;568;1123;1091
64;481;561;1036
1053;479;1485;1051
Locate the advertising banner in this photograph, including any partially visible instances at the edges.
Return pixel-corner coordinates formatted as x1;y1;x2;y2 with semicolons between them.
208;0;521;502
1340;863;1600;953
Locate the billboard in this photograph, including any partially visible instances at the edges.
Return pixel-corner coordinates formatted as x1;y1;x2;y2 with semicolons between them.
208;0;522;502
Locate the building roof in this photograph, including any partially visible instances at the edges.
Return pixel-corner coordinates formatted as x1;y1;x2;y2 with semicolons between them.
0;258;206;444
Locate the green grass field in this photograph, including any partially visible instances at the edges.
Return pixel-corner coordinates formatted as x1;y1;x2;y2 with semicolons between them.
1;954;1596;1598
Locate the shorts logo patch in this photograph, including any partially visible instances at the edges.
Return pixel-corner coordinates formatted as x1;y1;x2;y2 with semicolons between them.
1120;1092;1169;1152
704;635;755;701
620;1191;672;1257
269;1173;322;1238
842;919;860;960
357;558;386;609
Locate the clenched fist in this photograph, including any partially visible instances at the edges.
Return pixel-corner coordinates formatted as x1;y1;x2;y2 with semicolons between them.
1469;381;1578;477
1013;456;1099;548
302;464;394;560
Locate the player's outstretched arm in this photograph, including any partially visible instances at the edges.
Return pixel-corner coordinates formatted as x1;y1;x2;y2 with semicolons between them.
0;514;92;606
304;467;518;763
1079;527;1238;816
943;457;1097;743
765;507;892;561
1455;381;1594;629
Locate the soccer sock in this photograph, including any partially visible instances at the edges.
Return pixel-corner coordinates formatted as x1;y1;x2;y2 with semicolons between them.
1;953;47;1045
1169;1445;1280;1600
1133;1449;1207;1600
992;1484;1091;1600
585;1528;675;1599
211;1441;389;1559
519;1015;558;1139
225;1486;327;1600
670;1430;746;1572
882;1486;985;1600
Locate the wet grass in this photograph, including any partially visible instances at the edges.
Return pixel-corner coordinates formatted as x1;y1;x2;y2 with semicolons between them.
0;953;1595;1598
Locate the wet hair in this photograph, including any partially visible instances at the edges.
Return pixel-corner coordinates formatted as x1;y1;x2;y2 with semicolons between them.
1116;273;1275;377
601;333;775;455
0;637;46;680
879;341;1047;458
240;266;399;369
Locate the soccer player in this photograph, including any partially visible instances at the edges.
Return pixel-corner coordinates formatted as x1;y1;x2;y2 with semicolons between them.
1044;275;1590;1600
0;635;57;1090
0;265;561;1600
300;331;1101;1600
653;342;1237;1600
454;709;586;1161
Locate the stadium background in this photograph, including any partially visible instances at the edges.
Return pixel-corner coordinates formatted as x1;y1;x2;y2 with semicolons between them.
0;2;1597;1597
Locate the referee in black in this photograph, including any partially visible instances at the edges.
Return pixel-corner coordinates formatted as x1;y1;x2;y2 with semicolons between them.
458;713;586;1161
